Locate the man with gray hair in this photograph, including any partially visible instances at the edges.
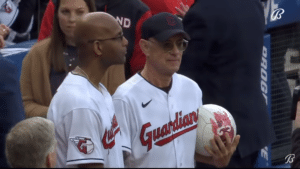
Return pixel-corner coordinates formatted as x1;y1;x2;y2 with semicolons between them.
5;117;57;168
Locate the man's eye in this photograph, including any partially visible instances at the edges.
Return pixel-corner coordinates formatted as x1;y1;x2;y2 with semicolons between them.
177;41;183;46
164;42;173;49
118;35;124;41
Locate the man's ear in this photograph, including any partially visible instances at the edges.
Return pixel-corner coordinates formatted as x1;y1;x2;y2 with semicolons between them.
46;151;56;168
139;39;150;57
93;41;103;57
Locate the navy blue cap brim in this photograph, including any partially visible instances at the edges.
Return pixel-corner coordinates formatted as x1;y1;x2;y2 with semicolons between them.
154;29;191;42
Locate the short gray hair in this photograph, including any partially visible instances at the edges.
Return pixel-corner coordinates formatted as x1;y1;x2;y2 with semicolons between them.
5;117;56;168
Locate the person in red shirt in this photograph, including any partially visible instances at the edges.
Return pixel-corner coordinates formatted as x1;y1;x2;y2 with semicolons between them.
141;0;194;17
38;0;55;41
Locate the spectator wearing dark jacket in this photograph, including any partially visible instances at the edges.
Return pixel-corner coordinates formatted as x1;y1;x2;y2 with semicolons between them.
0;57;25;167
180;0;276;167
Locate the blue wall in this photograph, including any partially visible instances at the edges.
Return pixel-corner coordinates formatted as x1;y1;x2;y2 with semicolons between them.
263;0;300;30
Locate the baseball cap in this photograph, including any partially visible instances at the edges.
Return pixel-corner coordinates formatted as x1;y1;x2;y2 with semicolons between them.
141;12;190;42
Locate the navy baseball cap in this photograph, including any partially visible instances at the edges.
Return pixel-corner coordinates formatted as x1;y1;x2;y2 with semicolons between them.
141;12;190;42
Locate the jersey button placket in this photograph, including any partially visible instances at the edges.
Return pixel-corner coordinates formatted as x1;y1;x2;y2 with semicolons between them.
168;95;173;109
167;93;178;167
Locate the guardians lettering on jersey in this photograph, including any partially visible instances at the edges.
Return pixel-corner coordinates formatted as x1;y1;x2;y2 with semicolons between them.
102;115;121;149
140;109;199;151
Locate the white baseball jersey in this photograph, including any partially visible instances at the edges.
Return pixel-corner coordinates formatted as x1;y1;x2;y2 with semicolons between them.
113;73;202;168
47;73;124;168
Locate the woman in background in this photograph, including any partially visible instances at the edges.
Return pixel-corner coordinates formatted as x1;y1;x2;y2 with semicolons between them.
20;0;96;118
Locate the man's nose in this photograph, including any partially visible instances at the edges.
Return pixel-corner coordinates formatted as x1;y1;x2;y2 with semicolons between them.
169;43;180;55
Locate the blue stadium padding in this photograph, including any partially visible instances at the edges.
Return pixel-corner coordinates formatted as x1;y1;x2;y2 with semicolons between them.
6;39;37;49
1;39;37;80
255;34;273;168
271;163;291;168
3;51;30;80
263;0;300;30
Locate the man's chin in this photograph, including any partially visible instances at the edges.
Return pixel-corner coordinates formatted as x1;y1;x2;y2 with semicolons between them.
171;67;180;73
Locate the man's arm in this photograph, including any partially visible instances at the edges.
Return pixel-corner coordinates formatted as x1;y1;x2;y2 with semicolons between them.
0;24;10;48
0;24;10;39
0;35;5;49
62;109;107;167
175;2;190;18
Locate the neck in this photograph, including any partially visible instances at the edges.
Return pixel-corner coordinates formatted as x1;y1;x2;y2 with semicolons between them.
75;61;108;89
141;64;173;88
66;37;76;46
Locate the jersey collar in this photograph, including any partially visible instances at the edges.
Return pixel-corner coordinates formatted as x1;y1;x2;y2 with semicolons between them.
137;72;173;94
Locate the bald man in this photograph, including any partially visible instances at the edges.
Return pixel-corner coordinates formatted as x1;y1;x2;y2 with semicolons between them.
47;12;128;168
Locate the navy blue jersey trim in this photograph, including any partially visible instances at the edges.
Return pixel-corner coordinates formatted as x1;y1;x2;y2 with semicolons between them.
138;72;172;93
67;158;104;163
122;146;131;150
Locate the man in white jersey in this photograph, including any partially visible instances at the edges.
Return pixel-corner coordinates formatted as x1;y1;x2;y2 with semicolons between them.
113;12;240;168
47;12;128;168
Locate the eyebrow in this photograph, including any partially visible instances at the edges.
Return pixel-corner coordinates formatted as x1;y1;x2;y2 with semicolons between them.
165;38;185;42
60;6;86;10
76;7;86;10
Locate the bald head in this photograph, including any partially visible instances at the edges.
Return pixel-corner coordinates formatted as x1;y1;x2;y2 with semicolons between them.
74;12;124;66
75;12;121;46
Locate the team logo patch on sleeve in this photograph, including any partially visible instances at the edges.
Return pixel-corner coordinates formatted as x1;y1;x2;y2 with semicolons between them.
70;137;94;154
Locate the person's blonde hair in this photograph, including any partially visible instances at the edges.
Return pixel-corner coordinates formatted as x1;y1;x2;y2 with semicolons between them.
5;117;56;168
